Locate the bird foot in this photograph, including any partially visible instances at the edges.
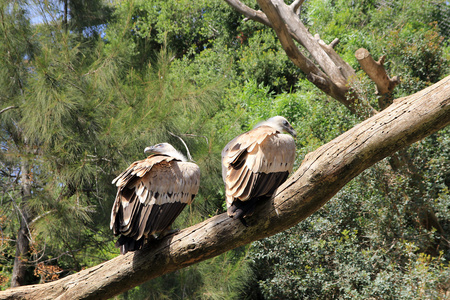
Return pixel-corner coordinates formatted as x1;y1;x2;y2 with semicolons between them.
156;228;179;239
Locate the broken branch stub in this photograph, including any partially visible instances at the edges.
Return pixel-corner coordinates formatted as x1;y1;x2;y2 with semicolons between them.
355;48;400;109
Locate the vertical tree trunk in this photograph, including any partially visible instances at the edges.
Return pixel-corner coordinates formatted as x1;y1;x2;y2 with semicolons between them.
10;161;32;287
63;0;68;31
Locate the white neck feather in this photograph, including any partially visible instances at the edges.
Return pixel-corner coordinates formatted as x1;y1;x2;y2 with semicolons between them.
166;149;187;162
255;120;282;132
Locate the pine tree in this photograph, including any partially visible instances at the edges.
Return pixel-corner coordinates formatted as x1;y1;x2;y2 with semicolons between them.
1;0;116;287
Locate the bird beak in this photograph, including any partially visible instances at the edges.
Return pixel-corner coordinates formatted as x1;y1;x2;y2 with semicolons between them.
288;127;297;138
144;146;154;154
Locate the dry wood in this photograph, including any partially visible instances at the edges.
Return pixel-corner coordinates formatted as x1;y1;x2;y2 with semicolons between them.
355;48;401;109
290;0;305;14
1;75;449;300
223;0;271;27
224;0;376;115
0;106;18;114
256;0;356;111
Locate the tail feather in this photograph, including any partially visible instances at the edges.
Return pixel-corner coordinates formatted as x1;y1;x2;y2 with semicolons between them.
115;236;145;255
227;199;260;227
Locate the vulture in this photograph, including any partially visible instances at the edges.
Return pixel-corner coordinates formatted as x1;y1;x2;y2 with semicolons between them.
222;116;296;223
110;143;200;254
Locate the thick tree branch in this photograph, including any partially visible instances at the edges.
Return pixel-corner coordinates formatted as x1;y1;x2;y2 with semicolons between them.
225;0;356;85
1;75;449;300
268;0;348;85
254;0;320;75
355;48;400;109
314;34;354;79
289;0;305;14
255;0;361;113
222;0;271;26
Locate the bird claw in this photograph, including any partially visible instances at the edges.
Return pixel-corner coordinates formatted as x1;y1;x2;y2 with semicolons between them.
157;228;179;239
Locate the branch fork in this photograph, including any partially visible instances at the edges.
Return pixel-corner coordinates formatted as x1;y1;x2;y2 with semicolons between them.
224;0;401;115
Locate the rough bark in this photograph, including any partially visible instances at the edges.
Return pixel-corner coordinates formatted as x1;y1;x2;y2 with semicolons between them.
355;48;400;109
10;161;32;287
255;0;350;105
1;75;449;300
223;0;272;27
10;215;31;288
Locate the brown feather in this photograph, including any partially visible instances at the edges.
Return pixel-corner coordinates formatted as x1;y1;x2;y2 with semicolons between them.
222;121;296;218
111;152;200;254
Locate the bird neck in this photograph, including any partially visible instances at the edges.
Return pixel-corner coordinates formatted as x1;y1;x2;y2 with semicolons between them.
254;122;282;133
166;150;188;162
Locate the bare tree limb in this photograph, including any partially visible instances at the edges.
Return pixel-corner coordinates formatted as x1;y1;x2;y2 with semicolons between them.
223;0;354;84
314;34;354;79
290;0;305;14
268;0;347;85
0;106;18;114
329;38;339;49
1;75;449;300
355;48;401;109
256;0;369;114
255;0;319;75
225;0;355;86
224;0;375;116
222;0;271;27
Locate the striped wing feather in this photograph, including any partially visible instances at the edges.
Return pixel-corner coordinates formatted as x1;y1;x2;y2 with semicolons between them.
222;126;296;208
110;154;200;242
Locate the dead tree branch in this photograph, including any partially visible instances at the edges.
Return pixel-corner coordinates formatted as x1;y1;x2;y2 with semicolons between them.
355;48;401;109
290;0;305;14
0;106;18;114
224;0;377;116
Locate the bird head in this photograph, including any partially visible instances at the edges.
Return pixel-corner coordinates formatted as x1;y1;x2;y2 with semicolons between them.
144;143;187;161
261;116;297;137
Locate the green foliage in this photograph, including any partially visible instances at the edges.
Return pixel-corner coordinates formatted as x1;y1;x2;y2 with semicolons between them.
305;0;450;80
244;148;450;299
237;29;301;93
1;0;238;291
385;24;448;93
68;0;113;34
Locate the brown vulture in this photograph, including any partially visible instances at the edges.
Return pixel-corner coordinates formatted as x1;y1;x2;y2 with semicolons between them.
110;143;200;254
222;116;296;223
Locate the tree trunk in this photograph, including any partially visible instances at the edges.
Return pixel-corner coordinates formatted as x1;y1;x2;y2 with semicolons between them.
10;161;32;287
1;75;448;300
63;0;68;32
10;212;31;288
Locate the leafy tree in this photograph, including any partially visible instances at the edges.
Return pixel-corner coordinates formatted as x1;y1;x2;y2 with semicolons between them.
1;0;235;293
0;0;120;287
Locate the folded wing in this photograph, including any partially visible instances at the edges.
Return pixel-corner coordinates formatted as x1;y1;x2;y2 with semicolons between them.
222;125;296;218
110;155;200;254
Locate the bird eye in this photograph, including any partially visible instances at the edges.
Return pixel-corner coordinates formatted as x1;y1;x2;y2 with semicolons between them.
283;120;288;126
